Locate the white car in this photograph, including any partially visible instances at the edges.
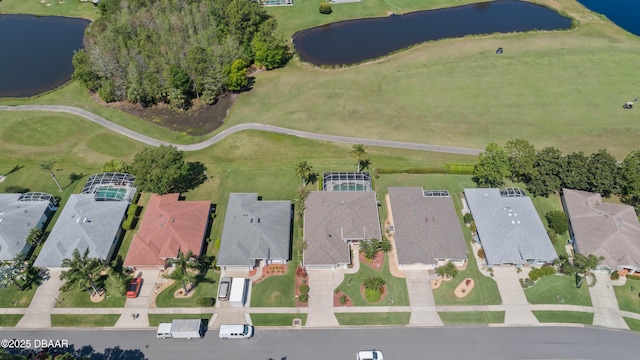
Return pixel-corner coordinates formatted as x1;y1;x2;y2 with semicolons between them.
356;350;384;360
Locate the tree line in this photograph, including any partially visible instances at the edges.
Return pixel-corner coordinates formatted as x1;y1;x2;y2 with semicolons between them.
73;0;290;109
472;139;640;210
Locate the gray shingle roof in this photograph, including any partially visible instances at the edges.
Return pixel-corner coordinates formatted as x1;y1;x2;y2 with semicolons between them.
0;194;51;261
464;188;557;265
34;194;128;268
562;189;640;270
303;191;381;266
217;194;292;267
388;187;467;266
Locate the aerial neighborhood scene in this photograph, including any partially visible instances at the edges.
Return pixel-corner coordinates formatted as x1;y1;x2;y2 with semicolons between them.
1;0;640;358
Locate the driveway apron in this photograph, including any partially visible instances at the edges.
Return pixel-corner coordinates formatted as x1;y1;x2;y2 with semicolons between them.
404;270;443;326
492;267;538;325
305;269;339;327
588;273;629;330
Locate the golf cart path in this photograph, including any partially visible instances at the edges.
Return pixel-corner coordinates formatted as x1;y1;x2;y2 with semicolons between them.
0;105;481;155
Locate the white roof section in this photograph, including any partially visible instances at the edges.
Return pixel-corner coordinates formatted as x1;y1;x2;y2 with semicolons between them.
34;194;128;267
464;188;557;265
0;193;53;261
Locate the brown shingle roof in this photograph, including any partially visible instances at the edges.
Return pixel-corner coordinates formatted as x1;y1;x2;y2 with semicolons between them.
563;189;640;270
124;194;210;267
303;191;380;266
388;187;467;266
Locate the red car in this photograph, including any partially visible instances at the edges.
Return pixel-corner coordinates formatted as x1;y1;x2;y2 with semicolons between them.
126;277;143;298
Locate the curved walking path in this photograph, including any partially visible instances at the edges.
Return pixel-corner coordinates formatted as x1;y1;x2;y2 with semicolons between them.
0;105;481;155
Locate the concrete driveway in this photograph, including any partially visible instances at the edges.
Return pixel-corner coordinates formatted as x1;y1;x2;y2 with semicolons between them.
115;270;161;329
306;269;339;327
588;273;629;330
492;267;538;325
404;270;443;326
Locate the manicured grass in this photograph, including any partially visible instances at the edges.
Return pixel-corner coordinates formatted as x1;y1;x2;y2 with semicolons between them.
532;311;594;324
154;270;220;308
624;317;640;332
55;280;127;308
0;315;24;327
438;311;505;325
524;275;592;306
250;271;296;307
335;312;410;326
527;190;568;257
336;254;409;307
148;314;212;327
250;313;307;326
50;314;120;327
0;0;99;20
114;193;151;262
0;286;37;308
613;278;640;314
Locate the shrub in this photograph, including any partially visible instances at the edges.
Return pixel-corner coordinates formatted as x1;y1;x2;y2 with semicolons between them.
380;237;392;253
445;163;475;175
628;273;640;281
547;229;558;244
477;248;485;259
362;276;385;292
295;267;307;278
127;204;139;216
469;221;477;233
610;270;620;281
299;284;309;294
436;262;458;279
3;185;29;193
122;216;136;230
340;295;348;305
463;213;473;224
132;192;141;204
298;293;309;303
364;287;382;302
359;239;380;261
196;297;214;307
319;2;332;14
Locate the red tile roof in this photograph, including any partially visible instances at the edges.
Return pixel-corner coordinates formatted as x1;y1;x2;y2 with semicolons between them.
124;194;210;267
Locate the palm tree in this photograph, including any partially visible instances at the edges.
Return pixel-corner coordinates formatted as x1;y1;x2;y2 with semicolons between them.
164;250;199;295
435;261;459;279
362;276;385;292
350;144;369;172
59;248;105;296
359;239;380;261
295;161;314;186
25;228;43;248
38;160;63;191
0;257;29;291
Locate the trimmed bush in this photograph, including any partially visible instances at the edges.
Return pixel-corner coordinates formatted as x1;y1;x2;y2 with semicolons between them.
132;192;141;204
298;293;309;303
196;297;214;307
610;270;620;281
3;185;29;193
463;213;473;224
376;167;445;175
628;273;640;281
319;2;332;14
127;204;139;216
477;248;485;259
469;221;477;233
122;215;136;230
445;163;475;175
547;229;558;244
364;288;382;303
299;284;310;294
546;210;569;235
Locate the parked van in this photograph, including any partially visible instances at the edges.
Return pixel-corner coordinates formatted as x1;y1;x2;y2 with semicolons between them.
217;276;232;301
218;324;254;339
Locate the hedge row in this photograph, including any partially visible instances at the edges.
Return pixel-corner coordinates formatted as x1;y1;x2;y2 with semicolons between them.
122;215;137;230
127;204;139;216
375;163;474;175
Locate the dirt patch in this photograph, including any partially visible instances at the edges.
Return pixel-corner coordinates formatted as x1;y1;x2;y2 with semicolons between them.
94;93;237;136
174;287;196;298
90;292;105;303
359;251;384;270
333;291;353;307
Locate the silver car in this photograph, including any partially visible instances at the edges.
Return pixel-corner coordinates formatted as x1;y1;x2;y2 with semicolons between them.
356;350;384;360
217;276;232;301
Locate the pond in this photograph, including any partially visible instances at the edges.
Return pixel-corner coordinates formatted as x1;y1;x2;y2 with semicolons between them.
293;0;573;66
577;0;640;36
0;15;89;98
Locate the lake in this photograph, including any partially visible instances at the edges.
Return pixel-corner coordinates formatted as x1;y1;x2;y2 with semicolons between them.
577;0;640;36
293;0;573;66
0;15;89;98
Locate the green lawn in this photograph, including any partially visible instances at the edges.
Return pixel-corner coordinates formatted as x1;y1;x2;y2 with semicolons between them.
532;311;594;324
148;314;212;327
335;312;410;326
624;317;640;332
50;314;120;327
525;275;592;306
528;191;569;257
250;313;307;326
438;311;505;325
613;278;640;314
0;286;37;308
155;270;220;308
250;271;296;307
0;0;99;20
55;280;127;308
336;254;409;306
0;315;24;327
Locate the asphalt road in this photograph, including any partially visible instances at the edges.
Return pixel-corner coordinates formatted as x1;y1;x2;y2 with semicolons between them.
1;326;639;360
0;105;481;155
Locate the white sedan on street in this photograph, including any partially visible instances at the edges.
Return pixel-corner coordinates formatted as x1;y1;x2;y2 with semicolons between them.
356;350;384;360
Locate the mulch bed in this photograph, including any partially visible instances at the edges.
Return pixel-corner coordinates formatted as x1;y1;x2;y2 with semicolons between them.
295;268;309;308
251;264;288;285
333;291;353;307
359;251;384;270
